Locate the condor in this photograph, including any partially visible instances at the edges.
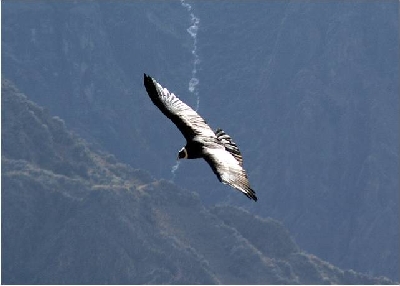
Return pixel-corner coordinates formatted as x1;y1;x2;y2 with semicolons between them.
143;74;257;201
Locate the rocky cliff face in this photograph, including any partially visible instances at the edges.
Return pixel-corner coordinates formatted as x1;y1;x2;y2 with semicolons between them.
193;2;399;279
2;1;398;280
2;80;395;284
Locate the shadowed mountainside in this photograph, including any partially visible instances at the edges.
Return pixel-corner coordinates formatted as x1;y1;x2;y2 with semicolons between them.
1;80;395;284
2;1;398;280
193;2;399;279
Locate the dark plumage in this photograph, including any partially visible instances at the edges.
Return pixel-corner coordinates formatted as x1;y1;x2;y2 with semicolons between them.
143;73;257;201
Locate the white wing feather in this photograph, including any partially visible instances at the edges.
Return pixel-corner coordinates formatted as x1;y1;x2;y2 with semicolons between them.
152;80;216;139
203;147;256;200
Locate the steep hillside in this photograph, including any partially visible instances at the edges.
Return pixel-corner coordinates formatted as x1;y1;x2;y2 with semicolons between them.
2;1;398;280
2;80;395;284
1;1;192;176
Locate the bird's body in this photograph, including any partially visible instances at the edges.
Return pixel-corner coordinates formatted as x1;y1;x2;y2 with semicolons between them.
143;73;257;201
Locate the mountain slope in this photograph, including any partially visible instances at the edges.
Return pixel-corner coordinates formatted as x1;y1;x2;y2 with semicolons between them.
2;1;398;281
1;80;395;284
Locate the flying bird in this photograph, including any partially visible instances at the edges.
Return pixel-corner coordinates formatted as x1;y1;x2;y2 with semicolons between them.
143;73;257;201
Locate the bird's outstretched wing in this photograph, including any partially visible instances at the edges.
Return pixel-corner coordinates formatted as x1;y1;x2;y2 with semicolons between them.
144;74;215;141
203;146;257;201
215;128;243;166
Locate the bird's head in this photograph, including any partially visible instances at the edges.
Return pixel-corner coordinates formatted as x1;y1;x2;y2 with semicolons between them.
177;147;188;160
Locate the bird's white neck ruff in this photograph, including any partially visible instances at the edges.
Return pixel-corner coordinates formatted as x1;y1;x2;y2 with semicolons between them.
180;147;188;159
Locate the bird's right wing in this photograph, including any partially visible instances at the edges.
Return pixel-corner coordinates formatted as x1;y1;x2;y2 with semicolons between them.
202;146;257;201
144;74;215;141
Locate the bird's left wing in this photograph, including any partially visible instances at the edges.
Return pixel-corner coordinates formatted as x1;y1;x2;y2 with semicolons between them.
202;146;257;201
144;74;215;141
